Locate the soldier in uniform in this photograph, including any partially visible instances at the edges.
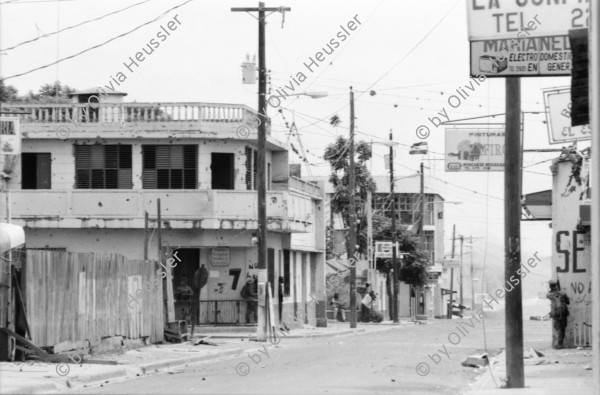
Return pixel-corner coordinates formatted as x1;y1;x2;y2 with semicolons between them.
547;280;570;349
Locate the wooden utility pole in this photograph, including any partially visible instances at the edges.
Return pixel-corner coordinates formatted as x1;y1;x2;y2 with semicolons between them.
504;77;524;388
589;3;600;393
418;162;424;237
231;2;291;341
158;199;175;323
348;86;357;328
390;130;399;323
448;224;456;319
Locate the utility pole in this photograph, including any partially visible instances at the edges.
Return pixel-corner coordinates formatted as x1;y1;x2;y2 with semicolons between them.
459;235;464;306
448;224;456;319
418;162;424;237
390;130;399;323
589;3;600;393
231;2;291;341
505;77;524;388
470;235;475;310
348;86;357;328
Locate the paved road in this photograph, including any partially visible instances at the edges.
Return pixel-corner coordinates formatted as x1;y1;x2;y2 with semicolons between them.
65;310;551;395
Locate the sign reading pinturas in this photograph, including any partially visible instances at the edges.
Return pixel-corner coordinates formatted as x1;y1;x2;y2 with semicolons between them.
445;128;505;172
543;87;592;144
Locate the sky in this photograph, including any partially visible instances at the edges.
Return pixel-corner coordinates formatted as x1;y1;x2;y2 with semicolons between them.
1;0;590;293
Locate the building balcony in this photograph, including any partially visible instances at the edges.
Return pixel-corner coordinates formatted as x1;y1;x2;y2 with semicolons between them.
8;188;315;233
1;102;266;138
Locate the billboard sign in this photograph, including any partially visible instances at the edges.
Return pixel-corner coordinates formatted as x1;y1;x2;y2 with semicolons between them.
543;87;592;144
466;1;590;40
445;128;505;172
470;35;572;77
443;259;461;269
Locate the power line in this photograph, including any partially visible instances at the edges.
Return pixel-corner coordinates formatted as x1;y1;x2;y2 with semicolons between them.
2;0;195;80
1;0;151;52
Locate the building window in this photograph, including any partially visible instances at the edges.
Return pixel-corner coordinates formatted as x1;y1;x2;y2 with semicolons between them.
75;145;132;189
142;145;197;189
245;146;258;190
211;152;234;190
21;153;51;189
283;249;291;296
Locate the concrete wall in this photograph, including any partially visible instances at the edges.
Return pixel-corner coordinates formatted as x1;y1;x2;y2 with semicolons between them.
552;159;592;347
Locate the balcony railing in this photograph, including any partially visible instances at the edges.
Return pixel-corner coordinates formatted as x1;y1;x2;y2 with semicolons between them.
289;176;321;198
0;102;257;125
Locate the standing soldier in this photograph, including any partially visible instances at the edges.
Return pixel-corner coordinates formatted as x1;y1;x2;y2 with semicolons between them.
547;280;570;349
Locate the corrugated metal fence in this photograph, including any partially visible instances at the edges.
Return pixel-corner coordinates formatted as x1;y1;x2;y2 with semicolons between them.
23;250;163;348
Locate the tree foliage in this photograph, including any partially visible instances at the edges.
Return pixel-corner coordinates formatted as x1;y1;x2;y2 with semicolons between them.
0;80;75;103
323;135;376;256
368;212;430;288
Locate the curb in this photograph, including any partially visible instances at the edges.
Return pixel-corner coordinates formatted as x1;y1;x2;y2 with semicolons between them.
0;382;59;395
3;348;246;394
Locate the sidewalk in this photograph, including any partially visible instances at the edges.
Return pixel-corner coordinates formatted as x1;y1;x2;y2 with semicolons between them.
465;347;594;394
0;321;401;394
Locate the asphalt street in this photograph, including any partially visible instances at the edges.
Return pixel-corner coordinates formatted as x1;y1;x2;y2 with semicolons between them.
63;308;552;395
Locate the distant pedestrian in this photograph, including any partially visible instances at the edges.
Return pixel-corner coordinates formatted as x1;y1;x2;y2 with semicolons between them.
547;280;570;349
360;283;372;322
331;293;346;322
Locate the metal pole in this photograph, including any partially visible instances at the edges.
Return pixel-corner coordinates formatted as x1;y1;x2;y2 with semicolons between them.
448;224;456;319
144;211;149;261
390;130;399;323
459;235;464;306
505;77;524;388
589;2;600;393
349;87;357;329
470;235;474;310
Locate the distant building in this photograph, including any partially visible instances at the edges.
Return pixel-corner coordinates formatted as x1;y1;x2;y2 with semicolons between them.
306;174;447;319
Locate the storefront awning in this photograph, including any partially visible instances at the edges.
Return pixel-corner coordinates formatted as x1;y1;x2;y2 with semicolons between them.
0;222;25;254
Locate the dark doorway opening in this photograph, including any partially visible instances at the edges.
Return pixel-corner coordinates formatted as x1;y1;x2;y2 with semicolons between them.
21;153;51;189
211;153;234;190
172;248;200;323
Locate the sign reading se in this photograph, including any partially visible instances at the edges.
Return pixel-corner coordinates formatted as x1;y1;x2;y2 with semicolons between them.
467;0;590;40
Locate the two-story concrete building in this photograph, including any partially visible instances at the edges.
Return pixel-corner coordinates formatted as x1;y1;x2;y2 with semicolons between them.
1;89;326;329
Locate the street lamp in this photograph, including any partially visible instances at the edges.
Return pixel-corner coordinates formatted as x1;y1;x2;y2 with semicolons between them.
372;134;401;323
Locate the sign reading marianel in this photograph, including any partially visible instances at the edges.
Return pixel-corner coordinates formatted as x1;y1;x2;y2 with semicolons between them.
470;35;572;76
445;129;505;172
543;87;592;144
466;0;589;77
211;247;230;266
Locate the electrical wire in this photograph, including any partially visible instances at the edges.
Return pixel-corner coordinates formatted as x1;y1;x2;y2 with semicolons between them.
2;0;195;80
1;0;151;52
